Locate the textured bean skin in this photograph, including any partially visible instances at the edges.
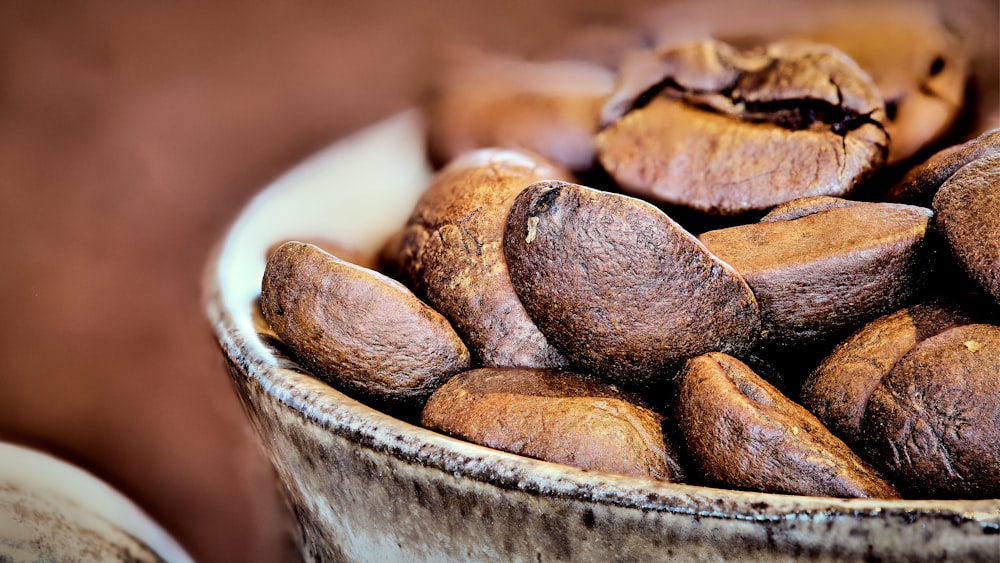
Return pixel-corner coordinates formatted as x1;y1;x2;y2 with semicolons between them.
504;180;760;386
676;352;899;498
261;241;469;407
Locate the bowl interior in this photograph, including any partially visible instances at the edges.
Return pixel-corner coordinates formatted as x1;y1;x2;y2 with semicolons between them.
205;109;1000;541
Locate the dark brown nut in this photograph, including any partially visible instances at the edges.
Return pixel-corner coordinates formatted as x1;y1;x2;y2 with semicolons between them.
931;151;1000;304
596;39;887;216
698;198;934;345
260;242;470;406
645;0;972;165
503;180;760;386
886;128;1000;206
425;52;615;172
861;324;1000;498
800;300;980;447
675;352;900;498
421;367;685;481
390;148;572;369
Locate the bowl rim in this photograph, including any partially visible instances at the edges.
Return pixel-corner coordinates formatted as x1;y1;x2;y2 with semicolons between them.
0;441;195;562
203;109;1000;532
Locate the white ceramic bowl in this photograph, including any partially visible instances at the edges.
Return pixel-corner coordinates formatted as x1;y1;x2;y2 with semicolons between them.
0;441;194;562
204;110;1000;562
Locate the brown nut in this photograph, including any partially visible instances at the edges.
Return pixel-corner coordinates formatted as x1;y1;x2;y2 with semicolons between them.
698;197;934;345
932;151;1000;305
800;300;980;447
790;2;970;164
426;52;615;172
644;0;972;164
389;148;572;369
886;128;1000;206
260;242;470;407
597;39;887;216
503;180;760;386
675;352;900;498
421;367;685;481
861;324;1000;498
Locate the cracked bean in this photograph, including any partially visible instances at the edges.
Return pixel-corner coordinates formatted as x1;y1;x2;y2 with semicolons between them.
597;39;888;216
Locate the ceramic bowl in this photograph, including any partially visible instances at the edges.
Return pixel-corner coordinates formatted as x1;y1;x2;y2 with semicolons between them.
204;109;1000;561
0;441;194;562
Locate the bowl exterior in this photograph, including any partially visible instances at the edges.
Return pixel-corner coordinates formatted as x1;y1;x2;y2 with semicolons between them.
0;442;194;563
213;306;1000;562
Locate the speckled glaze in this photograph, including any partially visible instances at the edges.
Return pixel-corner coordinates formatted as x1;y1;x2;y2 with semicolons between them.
0;442;193;563
204;111;1000;562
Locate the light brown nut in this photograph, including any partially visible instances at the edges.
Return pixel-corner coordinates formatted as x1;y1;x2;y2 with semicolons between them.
800;300;980;447
675;352;899;498
260;242;470;407
886;128;1000;206
596;39;887;216
425;52;615;172
861;324;1000;498
390;148;572;369
931;151;1000;304
503;180;760;386
421;367;685;481
698;198;934;345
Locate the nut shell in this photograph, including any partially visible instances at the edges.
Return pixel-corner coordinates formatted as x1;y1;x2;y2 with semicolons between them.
932;151;1000;305
504;180;760;385
861;324;1000;498
389;148;572;369
645;0;972;164
421;367;685;481
597;39;887;216
801;300;979;446
698;198;933;344
675;352;899;498
260;241;470;407
886;128;1000;205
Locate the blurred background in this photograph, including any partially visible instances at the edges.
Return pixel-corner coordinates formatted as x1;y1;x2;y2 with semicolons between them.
0;1;665;561
0;1;995;562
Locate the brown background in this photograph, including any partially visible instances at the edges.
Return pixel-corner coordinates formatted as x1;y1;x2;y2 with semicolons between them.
0;1;995;562
0;2;662;561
